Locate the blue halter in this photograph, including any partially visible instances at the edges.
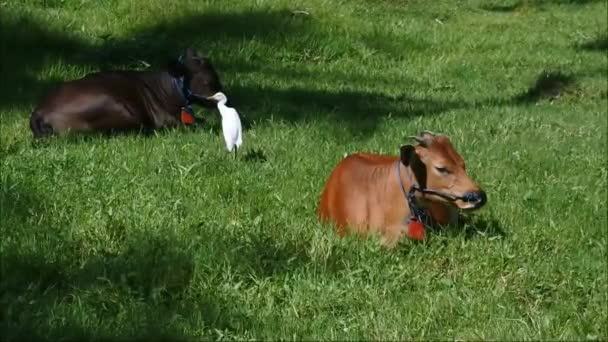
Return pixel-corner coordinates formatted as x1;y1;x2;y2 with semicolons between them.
172;76;192;106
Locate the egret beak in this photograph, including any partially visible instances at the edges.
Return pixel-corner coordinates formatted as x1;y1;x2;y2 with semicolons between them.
206;92;225;102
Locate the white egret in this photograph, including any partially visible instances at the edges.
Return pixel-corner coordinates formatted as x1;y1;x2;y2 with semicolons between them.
207;92;243;159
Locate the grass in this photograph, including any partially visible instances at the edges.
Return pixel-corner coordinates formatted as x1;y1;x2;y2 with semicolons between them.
1;0;607;340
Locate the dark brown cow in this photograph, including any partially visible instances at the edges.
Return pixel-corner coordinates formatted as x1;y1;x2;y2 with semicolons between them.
29;48;222;137
318;131;487;247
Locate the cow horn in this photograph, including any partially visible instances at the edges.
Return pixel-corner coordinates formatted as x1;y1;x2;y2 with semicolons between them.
421;130;436;136
408;135;427;146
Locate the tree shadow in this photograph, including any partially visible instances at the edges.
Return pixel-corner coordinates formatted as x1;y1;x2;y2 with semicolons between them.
423;212;507;241
2;8;460;137
513;71;576;103
232;233;311;278
577;35;608;52
0;10;88;113
86;10;459;136
481;1;524;12
554;0;605;4
228;85;458;136
0;182;42;228
459;214;507;240
1;9;311;114
480;0;603;12
242;148;268;163
0;226;258;341
28;122;206;148
195;223;312;280
191;220;348;282
92;9;313;71
24;115;217;146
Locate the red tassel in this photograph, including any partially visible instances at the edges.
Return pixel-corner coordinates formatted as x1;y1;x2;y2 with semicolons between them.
181;110;195;125
407;219;425;240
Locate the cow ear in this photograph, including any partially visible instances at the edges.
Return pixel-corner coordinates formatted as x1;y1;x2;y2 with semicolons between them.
185;47;200;59
400;144;427;188
400;144;416;166
167;58;187;77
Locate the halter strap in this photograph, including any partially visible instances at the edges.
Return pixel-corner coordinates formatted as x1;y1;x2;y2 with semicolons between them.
396;161;427;224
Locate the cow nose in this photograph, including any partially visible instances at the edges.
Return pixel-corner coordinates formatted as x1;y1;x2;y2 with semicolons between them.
462;191;487;208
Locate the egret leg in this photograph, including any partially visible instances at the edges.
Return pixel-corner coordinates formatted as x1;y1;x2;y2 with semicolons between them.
234;147;237;160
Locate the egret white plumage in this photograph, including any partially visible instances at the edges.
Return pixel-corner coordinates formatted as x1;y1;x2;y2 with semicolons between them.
207;92;243;159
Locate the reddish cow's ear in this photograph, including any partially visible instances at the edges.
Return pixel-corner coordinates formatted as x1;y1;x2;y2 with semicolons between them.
400;144;427;188
400;144;416;166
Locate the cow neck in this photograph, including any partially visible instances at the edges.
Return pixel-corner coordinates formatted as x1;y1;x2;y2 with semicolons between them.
396;161;429;226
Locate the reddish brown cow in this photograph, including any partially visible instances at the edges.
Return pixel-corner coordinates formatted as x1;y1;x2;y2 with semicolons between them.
318;131;487;247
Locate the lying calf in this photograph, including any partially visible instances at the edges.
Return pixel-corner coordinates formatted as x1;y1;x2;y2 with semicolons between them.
29;48;222;137
318;131;487;247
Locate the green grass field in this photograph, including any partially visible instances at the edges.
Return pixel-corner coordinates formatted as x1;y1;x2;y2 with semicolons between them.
1;0;607;340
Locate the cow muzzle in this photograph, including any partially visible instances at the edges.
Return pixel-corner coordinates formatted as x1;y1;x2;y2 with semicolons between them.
456;190;487;210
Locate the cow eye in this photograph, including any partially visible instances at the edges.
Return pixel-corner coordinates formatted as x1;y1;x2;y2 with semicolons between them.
435;167;450;174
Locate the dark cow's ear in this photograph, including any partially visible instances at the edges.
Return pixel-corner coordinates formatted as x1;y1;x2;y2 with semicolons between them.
167;58;187;77
185;47;201;59
400;144;416;166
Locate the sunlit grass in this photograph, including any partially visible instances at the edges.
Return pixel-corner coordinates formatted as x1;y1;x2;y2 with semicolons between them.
1;0;606;340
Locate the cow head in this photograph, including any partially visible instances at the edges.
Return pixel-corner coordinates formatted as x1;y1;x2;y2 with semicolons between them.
168;47;223;108
400;131;487;210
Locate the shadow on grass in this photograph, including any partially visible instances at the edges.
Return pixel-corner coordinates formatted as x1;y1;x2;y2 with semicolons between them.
0;182;42;226
577;35;608;52
514;70;576;103
2;3;604;136
481;1;525;12
192;220;348;282
460;214;507;240
0;8;313;113
1;239;189;340
0;10;87;113
227;85;458;136
242;148;268;163
554;0;606;4
29;128;156;145
481;0;605;12
0;180;257;340
0;224;258;340
423;212;507;241
231;233;311;278
92;9;313;71
1;7;459;137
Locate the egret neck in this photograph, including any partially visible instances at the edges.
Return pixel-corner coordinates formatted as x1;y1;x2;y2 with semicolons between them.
209;92;230;113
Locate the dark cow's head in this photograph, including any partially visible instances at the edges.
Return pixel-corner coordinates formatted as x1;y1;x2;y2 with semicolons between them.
168;47;223;108
400;131;487;211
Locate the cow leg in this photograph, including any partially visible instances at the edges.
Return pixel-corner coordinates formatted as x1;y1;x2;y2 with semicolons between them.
48;108;146;135
45;112;93;135
40;89;152;135
90;111;145;132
